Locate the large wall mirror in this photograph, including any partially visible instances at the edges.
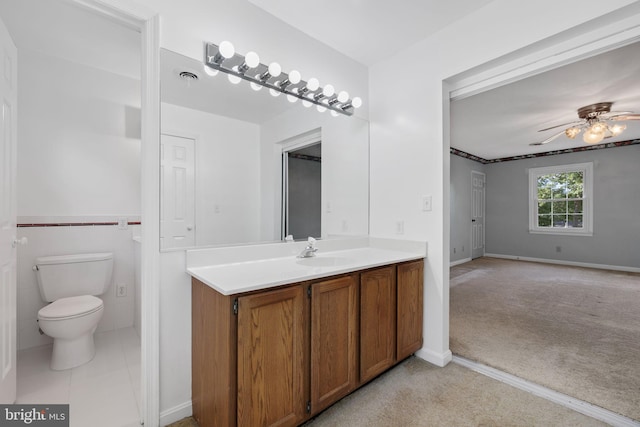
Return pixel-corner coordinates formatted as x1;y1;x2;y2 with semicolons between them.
159;49;370;250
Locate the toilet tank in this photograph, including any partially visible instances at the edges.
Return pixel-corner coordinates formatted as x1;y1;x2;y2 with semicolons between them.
34;253;114;302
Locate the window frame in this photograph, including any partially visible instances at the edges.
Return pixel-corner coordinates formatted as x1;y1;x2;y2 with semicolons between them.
528;162;593;236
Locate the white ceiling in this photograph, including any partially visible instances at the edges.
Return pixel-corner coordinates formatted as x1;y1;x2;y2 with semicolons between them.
2;0;639;159
247;0;494;66
0;0;140;79
450;41;640;160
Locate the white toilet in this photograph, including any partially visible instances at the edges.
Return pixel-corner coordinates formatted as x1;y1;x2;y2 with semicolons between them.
34;252;113;370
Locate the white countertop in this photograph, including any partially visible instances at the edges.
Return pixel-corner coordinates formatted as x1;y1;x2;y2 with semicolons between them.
186;238;426;295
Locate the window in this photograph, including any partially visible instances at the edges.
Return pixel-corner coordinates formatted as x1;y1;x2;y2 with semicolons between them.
528;162;593;235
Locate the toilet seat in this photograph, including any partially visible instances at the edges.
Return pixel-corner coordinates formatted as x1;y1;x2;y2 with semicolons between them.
38;295;103;320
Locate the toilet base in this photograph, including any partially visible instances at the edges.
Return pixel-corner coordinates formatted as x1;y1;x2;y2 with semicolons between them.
50;333;96;370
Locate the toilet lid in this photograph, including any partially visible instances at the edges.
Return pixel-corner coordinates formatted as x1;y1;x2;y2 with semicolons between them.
38;295;103;320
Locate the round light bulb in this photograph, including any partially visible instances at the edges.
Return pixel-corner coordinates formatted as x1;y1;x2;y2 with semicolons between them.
287;88;298;103
337;91;349;103
352;97;362;109
245;51;260;69
302;100;312;108
583;130;604;144
218;41;235;59
589;122;606;134
306;77;319;92
251;74;262;91
203;65;218;77
228;66;241;84
330;110;339;117
317;105;327;113
564;127;581;139
288;70;301;85
268;62;282;78
610;123;626;135
269;88;281;97
323;84;335;97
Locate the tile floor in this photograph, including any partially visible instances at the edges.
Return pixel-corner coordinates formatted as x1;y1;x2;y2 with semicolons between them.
16;327;142;427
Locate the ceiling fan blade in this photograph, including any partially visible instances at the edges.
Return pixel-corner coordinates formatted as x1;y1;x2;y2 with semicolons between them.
600;111;633;118
538;120;583;132
530;129;565;146
608;113;640;121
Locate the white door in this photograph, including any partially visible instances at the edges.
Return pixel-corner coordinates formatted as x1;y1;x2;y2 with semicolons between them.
0;16;17;404
160;134;195;249
471;171;485;259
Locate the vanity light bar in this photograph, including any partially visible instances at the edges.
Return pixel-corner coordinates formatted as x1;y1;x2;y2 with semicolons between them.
204;42;362;117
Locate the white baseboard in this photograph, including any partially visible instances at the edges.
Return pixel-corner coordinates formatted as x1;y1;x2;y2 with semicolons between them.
484;253;640;273
160;401;192;426
450;257;472;267
415;348;452;367
452;356;640;427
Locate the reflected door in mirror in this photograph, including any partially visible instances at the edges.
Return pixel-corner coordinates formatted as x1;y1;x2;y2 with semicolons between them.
161;134;195;249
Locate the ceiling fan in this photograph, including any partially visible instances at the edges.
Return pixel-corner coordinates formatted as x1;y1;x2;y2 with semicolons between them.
530;102;640;146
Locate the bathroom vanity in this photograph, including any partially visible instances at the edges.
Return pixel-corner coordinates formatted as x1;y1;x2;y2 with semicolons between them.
187;238;426;427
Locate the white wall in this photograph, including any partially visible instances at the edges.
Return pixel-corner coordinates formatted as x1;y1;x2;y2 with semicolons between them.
260;107;370;242
161;103;261;246
16;48;140;350
369;0;639;366
18;50;141;216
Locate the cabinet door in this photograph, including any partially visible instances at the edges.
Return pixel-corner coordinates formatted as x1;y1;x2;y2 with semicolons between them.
310;274;358;414
237;285;308;427
360;266;396;383
397;260;424;360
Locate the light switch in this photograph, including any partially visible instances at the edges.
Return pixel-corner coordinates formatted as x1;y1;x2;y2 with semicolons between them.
422;195;432;211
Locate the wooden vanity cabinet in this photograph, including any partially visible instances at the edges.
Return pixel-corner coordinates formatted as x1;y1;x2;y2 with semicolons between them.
237;285;308;427
396;260;424;360
191;259;424;427
359;266;396;383
310;274;358;415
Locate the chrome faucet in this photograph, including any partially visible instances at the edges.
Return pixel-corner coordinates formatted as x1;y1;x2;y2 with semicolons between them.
297;237;318;258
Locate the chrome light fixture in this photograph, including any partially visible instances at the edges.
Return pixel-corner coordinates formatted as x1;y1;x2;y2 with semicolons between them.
204;41;362;116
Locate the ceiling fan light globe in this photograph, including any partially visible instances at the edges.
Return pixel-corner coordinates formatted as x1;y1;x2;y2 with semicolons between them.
610;123;626;135
583;130;604;144
589;122;607;134
564;127;581;139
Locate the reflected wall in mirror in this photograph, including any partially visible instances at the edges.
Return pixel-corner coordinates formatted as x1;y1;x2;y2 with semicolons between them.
160;49;369;250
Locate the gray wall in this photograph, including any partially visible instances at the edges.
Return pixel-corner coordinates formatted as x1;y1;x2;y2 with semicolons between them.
484;145;640;268
450;154;486;263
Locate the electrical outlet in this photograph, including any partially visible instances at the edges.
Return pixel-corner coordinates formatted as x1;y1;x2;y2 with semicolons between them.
556;246;562;253
341;220;348;232
116;283;127;297
453;247;456;254
396;220;404;235
118;218;128;230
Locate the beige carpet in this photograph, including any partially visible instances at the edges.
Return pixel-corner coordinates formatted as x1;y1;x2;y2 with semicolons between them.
169;357;605;427
450;257;640;421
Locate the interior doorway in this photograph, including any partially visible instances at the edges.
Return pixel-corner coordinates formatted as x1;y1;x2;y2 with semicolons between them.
471;171;485;259
283;142;322;240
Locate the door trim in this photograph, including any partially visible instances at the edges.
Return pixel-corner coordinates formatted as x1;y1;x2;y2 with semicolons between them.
68;2;160;426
